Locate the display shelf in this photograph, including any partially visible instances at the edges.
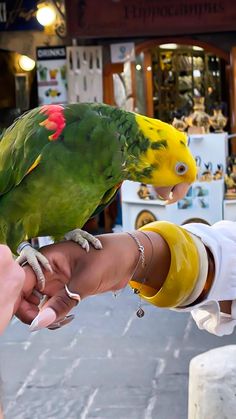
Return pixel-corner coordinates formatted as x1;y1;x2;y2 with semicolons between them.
122;179;224;231
149;46;223;122
122;198;167;206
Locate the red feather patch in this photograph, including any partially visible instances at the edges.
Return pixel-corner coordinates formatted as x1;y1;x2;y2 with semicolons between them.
39;104;65;141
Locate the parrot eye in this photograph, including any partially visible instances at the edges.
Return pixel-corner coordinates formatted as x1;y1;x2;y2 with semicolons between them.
175;162;188;175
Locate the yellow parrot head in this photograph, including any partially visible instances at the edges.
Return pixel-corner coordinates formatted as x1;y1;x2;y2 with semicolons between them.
131;114;197;203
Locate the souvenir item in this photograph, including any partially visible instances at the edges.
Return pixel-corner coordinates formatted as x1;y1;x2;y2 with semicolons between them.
200;162;213;182
213;164;224;180
185;97;211;134
224;156;236;199
172;117;187;132
137;183;155;200
210;108;227;133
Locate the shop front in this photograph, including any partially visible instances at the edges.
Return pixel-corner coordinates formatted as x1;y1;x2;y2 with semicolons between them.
64;0;236;228
65;0;236;134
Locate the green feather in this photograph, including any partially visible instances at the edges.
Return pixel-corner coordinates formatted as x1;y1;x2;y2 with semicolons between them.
0;102;194;253
0;103;141;251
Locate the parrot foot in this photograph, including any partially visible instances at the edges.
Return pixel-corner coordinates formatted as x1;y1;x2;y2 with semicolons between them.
64;229;102;252
16;241;53;291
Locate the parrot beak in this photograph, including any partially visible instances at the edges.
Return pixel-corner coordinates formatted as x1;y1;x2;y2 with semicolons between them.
154;183;191;204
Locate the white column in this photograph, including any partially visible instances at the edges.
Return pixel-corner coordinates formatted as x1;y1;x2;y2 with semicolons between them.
188;345;236;419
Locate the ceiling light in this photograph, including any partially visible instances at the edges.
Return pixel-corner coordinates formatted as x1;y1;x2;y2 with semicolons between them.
136;64;142;71
36;3;56;26
159;43;178;49
193;46;204;51
19;55;36;71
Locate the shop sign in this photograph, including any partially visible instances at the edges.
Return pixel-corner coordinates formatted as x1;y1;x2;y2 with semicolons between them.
0;0;42;31
110;42;135;63
36;46;68;105
65;0;236;38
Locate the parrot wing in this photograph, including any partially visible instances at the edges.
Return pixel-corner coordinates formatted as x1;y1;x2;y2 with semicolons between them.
90;183;122;219
0;106;62;196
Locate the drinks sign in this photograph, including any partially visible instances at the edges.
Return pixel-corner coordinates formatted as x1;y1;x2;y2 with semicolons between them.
36;46;68;105
65;0;236;38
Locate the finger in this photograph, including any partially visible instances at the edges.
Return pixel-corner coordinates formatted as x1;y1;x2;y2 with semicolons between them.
16;298;39;324
26;293;41;306
29;288;77;332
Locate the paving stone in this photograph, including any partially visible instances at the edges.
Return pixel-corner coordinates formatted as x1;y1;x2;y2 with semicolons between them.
0;290;235;418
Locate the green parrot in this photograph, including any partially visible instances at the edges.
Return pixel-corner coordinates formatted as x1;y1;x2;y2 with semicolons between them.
0;103;197;289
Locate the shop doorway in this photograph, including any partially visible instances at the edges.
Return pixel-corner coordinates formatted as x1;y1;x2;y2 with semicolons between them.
104;39;230;129
135;39;230;125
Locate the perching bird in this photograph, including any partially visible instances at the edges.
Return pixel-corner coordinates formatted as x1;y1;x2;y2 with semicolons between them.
0;103;197;289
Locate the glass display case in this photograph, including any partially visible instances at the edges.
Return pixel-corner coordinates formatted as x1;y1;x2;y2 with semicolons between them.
136;45;226;123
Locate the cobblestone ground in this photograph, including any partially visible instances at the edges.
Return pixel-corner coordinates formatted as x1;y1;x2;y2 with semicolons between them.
0;287;235;419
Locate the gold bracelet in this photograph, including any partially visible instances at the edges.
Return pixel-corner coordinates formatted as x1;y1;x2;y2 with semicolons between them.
129;221;200;308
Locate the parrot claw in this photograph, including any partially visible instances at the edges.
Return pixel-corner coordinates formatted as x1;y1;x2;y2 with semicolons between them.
64;228;103;252
16;242;52;291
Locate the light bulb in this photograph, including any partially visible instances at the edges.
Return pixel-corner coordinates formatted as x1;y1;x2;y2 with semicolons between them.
36;4;56;26
19;55;35;71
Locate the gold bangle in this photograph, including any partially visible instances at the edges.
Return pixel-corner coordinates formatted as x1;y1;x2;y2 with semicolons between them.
129;221;199;308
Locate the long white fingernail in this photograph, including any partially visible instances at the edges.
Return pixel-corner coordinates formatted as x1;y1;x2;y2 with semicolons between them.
29;308;57;332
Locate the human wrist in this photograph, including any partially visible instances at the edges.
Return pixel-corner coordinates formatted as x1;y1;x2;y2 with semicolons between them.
127;229;171;296
129;221;200;308
126;231;153;281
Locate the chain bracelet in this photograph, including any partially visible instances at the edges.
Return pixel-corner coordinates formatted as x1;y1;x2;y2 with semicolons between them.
127;232;145;269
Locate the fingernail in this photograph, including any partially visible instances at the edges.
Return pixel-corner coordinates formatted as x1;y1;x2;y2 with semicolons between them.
29;308;57;332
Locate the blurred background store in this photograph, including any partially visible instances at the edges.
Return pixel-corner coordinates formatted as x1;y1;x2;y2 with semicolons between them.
1;0;236;232
1;3;236;419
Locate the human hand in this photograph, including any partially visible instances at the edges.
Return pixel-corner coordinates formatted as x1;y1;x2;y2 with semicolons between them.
0;245;25;334
16;234;140;331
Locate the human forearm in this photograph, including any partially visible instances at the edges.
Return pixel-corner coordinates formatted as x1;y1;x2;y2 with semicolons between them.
16;220;236;337
16;231;172;330
61;231;171;298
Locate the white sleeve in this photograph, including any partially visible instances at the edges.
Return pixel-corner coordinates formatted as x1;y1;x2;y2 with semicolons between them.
179;221;236;336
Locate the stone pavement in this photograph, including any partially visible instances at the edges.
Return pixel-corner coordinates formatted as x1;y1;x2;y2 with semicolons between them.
0;287;235;419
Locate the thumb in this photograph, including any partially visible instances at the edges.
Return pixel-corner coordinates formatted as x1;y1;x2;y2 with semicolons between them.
29;287;78;332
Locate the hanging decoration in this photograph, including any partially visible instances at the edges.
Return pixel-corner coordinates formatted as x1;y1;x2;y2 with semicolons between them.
66;46;103;103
